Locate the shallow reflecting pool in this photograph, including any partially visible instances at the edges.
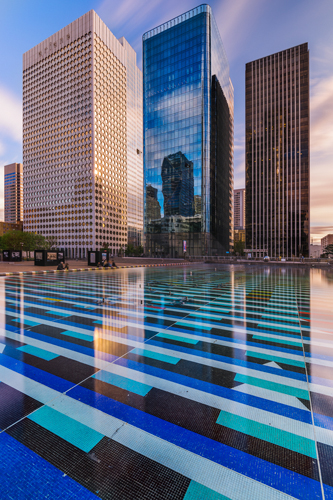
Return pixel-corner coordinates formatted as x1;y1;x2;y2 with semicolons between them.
1;264;333;499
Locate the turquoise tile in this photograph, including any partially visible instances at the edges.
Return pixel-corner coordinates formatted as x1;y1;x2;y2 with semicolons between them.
216;410;316;458
45;310;71;317
60;330;94;342
131;348;180;365
156;333;199;345
235;373;309;400
28;406;103;453
246;350;305;368
252;335;302;347
12;318;40;327
93;370;152;396
17;345;58;361
176;321;212;331
184;480;230;500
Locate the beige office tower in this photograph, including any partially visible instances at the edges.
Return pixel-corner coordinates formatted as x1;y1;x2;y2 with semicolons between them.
23;11;143;258
234;188;245;229
4;163;23;223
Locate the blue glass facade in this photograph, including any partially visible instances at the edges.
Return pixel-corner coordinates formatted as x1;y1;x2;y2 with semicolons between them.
143;4;233;257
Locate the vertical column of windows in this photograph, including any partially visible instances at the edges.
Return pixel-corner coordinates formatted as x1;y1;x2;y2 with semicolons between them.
23;33;94;251
93;35;127;252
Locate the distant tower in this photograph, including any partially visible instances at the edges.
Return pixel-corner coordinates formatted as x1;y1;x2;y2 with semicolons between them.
4;163;23;223
234;188;245;229
245;43;310;257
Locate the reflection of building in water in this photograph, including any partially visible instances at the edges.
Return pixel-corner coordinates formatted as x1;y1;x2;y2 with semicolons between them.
161;152;194;217
234;229;245;243
147;215;201;234
146;185;161;221
194;195;202;216
143;5;233;257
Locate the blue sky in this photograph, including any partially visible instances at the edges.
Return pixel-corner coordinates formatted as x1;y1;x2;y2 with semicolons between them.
1;0;332;242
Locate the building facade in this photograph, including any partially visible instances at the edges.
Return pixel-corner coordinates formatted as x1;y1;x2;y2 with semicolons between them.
4;163;23;223
143;4;233;257
0;221;23;237
23;11;142;258
321;234;333;254
234;188;245;229
245;43;310;258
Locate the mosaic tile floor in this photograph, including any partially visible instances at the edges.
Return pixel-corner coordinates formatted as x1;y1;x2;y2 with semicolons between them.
1;265;333;499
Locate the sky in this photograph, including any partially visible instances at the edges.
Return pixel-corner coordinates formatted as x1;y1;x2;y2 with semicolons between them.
0;0;332;243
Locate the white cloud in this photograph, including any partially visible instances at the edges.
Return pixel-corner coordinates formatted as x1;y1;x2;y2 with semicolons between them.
97;0;195;63
0;86;22;142
214;0;266;62
311;75;333;154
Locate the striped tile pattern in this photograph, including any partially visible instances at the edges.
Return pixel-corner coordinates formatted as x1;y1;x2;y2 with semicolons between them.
0;265;333;499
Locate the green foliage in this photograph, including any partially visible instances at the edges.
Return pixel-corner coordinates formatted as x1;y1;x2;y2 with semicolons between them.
0;230;50;252
100;242;111;251
323;244;333;256
44;235;58;250
233;240;245;256
125;244;144;257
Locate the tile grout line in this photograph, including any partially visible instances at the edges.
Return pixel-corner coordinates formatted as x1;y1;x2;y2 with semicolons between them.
295;283;326;500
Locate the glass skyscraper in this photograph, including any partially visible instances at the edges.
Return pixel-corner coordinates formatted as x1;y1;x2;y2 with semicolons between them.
143;4;233;257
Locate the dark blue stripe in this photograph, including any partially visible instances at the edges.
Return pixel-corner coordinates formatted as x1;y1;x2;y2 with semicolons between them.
0;431;98;499
66;384;322;500
115;357;312;424
0;353;73;392
20;329;119;363
324;484;333;500
309;375;333;388
305;351;333;362
163;329;304;355
150;333;306;381
313;412;333;431
147;338;304;370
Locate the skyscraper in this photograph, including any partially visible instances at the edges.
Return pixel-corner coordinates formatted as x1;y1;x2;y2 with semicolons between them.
234;188;245;244
143;5;233;257
4;163;23;223
234;188;245;229
245;43;309;258
23;11;142;258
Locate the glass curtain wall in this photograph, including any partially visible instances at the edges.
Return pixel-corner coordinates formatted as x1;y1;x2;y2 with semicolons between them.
143;5;233;257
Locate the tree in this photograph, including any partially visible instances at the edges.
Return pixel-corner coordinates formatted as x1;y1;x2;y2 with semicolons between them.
323;244;333;257
134;245;144;257
234;240;245;256
0;230;48;251
44;235;58;250
125;244;135;256
100;242;111;251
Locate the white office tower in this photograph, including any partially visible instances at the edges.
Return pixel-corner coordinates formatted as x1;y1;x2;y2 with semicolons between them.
23;11;143;257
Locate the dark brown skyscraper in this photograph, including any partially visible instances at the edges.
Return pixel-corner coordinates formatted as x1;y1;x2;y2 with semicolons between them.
245;43;309;258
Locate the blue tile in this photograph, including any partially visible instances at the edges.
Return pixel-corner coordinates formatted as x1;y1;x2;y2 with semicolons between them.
0;431;99;499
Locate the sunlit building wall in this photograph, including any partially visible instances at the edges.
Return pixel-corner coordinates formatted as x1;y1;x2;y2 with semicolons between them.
245;43;310;258
4;163;23;223
23;11;142;257
143;5;233;257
